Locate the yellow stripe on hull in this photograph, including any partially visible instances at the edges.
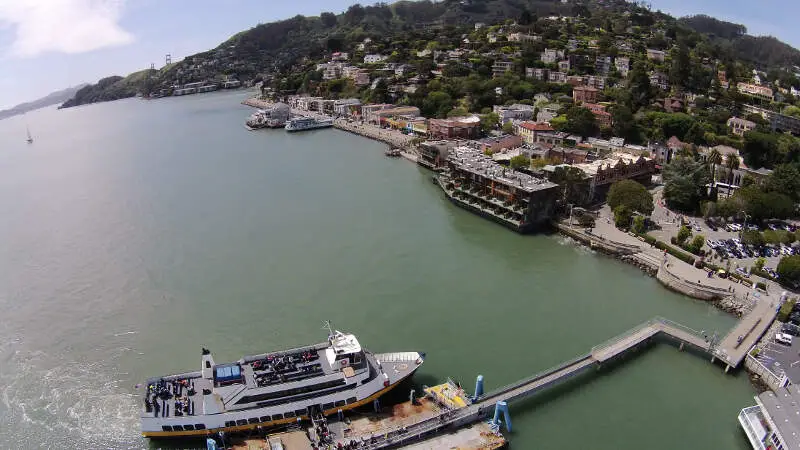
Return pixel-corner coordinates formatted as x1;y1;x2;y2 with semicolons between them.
142;378;406;438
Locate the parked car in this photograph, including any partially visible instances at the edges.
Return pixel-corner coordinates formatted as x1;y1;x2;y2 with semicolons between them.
782;323;800;337
775;333;793;346
705;219;718;231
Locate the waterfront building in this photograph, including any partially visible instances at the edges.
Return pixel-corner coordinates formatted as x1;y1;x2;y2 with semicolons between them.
437;146;559;232
571;152;656;201
428;116;481;139
739;386;800;450
493;104;534;123
359;104;394;123
333;99;361;117
372;106;421;125
221;80;240;89
418;141;453;170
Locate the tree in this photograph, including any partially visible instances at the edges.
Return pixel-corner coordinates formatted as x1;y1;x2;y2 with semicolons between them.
479;112;499;133
669;41;691;89
611;105;636;141
742;230;765;247
724;153;740;184
614;205;633;229
742;131;777;169
320;12;337;28
551;166;589;206
684;122;706;145
627;61;654;111
607;180;654;217
447;106;469;118
687;234;706;255
662;157;711;213
632;216;646;234
510;155;530;170
677;226;692;245
764;230;781;245
766;164;800;202
777;255;800;287
564;106;598;137
706;147;722;182
753;257;766;272
502;121;514;134
736;186;794;222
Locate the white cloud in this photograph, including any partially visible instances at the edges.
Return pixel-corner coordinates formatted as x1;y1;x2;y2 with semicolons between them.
0;0;134;57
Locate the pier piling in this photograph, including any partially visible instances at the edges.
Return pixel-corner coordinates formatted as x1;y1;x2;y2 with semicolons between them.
491;401;512;433
474;375;484;400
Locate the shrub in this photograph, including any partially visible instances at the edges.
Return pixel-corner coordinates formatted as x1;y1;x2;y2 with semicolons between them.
778;298;796;322
687;234;705;255
777;255;800;287
756;281;767;291
655;240;696;265
577;214;595;227
676;226;692;245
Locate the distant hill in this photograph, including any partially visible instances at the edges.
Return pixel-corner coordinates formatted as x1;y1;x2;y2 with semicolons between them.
60;70;156;109
678;14;800;68
0;84;88;120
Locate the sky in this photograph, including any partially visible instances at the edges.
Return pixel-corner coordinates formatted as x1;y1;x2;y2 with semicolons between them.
0;0;798;110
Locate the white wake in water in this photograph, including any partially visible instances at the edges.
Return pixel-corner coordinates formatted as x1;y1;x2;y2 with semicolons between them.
0;347;141;448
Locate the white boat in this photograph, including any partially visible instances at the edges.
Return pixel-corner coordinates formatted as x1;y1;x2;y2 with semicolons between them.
285;116;334;132
26;125;33;144
139;325;424;438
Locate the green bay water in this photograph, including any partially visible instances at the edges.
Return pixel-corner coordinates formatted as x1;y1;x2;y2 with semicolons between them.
0;90;753;449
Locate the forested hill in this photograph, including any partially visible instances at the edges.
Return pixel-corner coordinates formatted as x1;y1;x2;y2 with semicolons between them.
678;14;800;69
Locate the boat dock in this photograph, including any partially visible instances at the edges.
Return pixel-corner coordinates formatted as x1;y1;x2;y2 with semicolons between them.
214;313;776;449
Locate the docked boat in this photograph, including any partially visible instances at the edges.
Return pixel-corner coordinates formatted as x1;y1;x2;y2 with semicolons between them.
245;103;290;130
285;116;333;132
140;325;424;438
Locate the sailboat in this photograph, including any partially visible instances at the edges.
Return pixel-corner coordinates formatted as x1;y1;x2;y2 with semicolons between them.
26;125;33;144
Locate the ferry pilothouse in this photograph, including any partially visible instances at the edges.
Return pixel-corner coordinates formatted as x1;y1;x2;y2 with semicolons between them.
140;325;424;438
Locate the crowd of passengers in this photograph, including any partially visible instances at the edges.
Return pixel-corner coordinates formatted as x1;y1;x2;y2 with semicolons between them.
144;378;196;417
253;351;321;387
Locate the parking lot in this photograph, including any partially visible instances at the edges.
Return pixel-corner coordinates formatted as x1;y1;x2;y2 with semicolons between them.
755;333;800;384
649;190;798;278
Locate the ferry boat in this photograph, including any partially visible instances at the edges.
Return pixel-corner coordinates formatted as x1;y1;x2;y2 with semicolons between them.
140;325;424;438
285;116;334;132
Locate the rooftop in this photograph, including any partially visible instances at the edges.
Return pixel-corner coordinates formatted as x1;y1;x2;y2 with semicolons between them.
448;146;557;193
573;152;652;176
758;385;800;449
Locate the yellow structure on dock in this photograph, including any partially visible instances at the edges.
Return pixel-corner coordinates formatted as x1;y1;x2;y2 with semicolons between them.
425;380;471;409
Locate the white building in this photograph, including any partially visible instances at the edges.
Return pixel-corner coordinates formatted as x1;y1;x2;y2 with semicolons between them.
364;54;388;64
646;49;666;62
739;386;799;450
615;57;630;77
541;48;565;64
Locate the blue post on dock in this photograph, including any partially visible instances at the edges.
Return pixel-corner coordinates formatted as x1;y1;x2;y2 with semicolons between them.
206;438;218;450
473;375;484;401
491;401;512;433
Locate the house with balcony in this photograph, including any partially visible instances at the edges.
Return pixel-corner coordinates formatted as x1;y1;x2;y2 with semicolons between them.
573;86;599;104
649;72;669;91
727;117;757;136
517;122;554;145
737;83;774;102
526;67;549;80
364;54;388;64
615;57;630;77
541;48;565;64
492;60;515;78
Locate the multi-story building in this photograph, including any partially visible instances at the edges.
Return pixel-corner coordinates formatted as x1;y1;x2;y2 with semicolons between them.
558;60;571;72
517;122;554;145
548;71;567;83
595;56;612;75
573;153;656;201
541;48;565;64
428;116;481;139
332;99;361;117
526;67;549;80
743;104;800;135
331;52;349;62
437;146;559;232
473;134;524;154
646;49;666;62
737;83;774;101
585;75;606;90
573;86;599;104
727;117;757;136
492;60;515;78
493;104;534;123
583;103;613;128
352;70;370;87
649;72;669;91
418;141;453;170
615;57;630;77
358;103;393;123
372;106;421;125
739;386;800;450
507;33;540;43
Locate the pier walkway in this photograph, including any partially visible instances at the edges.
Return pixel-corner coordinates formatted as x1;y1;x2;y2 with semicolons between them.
713;296;779;371
344;317;721;449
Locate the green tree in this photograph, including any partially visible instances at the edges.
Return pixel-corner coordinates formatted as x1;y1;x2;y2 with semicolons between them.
742;230;765;247
764;230;781;245
706;147;722;182
724;153;740;184
777;255;800;287
632;215;646;234
677;226;692;245
662;157;711;213
742;131;777;169
614;205;633;229
753;257;766;272
447;106;469;118
502;121;514;134
766;164;800;202
669;40;691;89
479;112;499;133
550;166;589;206
564;106;598;137
737;186;794;221
687;234;706;254
611;104;636;141
509;154;530;170
320;12;337;28
607;180;654;216
627;61;654;111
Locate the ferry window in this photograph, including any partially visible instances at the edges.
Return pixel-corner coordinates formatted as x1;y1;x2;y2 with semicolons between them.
284;411;295;418
236;419;247;426
183;424;194;431
346;397;357;404
248;418;259;424
335;400;346;407
225;421;236;427
172;425;183;431
294;409;305;417
161;425;172;432
194;424;206;430
259;416;270;422
271;414;283;420
323;402;335;410
205;361;211;369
